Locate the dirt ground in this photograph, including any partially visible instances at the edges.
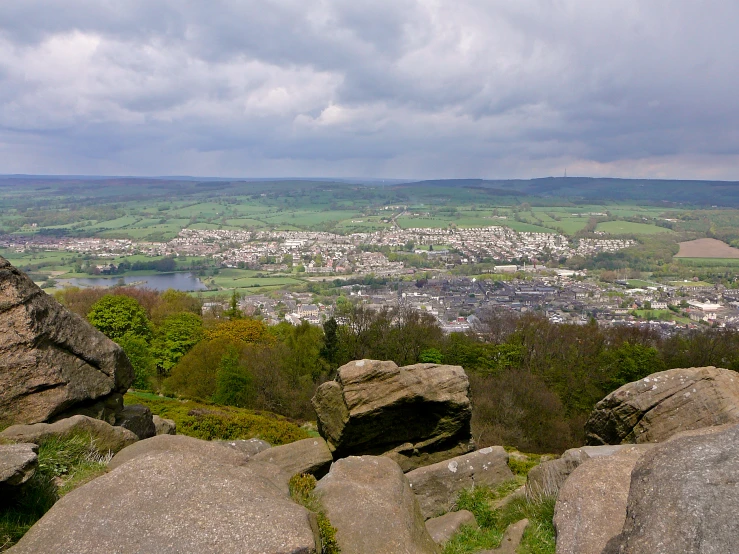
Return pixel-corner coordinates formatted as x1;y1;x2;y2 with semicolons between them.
675;238;739;258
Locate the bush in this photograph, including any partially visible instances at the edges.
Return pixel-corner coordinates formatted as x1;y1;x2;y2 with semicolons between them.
288;474;340;554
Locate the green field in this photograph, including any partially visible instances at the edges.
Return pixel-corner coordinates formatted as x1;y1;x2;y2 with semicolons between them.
676;257;739;267
596;221;673;235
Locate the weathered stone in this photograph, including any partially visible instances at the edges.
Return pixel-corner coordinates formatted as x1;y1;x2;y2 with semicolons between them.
312;359;473;471
585;366;739;445
603;422;739;554
0;415;137;453
493;486;525;510
114;404;156;440
9;450;319;554
425;510;478;545
315;455;440;554
0;443;38;487
252;437;332;480
525;448;590;499
480;519;529;554
553;446;647;554
407;446;514;519
0;257;134;426
218;437;271;457
152;414;176;435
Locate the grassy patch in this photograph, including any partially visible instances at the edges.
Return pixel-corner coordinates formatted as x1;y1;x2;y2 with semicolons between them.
289;474;340;554
125;391;309;445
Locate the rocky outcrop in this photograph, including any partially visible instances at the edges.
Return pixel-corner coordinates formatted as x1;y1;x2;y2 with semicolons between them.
553;446;648;554
407;446;514;519
585;366;739;445
603;422;739;554
152;414;176;435
0;257;133;426
9;450;320;554
315;455;440;554
312;359;473;471
425;510;478;545
114;404;156;440
526;448;590;498
252;437;333;480
0;415;137;453
0;443;38;487
218;437;271;456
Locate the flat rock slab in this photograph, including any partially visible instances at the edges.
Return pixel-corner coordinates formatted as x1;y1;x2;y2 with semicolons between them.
312;359;473;471
525;448;590;499
0;257;133;426
316;455;440;554
407;446;514;519
9;450;319;554
218;437;270;457
252;437;332;480
603;422;739;554
0;415;137;454
479;519;529;554
425;510;478;545
0;443;38;486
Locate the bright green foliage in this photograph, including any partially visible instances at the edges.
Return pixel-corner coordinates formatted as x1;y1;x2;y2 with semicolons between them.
117;332;156;389
320;318;339;369
152;312;204;375
212;348;254;407
87;295;152;342
288;474;340;554
600;342;665;390
419;348;443;364
163;337;238;400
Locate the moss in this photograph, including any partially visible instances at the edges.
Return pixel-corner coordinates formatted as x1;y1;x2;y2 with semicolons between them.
288;474;341;554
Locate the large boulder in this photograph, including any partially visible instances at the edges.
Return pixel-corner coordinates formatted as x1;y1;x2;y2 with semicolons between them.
525;448;590;499
9;450;320;554
252;437;333;480
315;455;440;554
585;366;739;445
152;414;176;435
603;422;739;553
0;443;38;487
312;359;473;471
114;404;156;440
553;446;647;554
0;257;133;426
0;415;137;453
218;437;271;456
407;446;514;519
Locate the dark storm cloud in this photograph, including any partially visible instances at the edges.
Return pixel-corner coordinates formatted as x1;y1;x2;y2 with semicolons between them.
0;0;738;178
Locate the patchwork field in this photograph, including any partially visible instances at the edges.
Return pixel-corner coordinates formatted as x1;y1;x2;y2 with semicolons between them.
675;238;739;258
596;221;673;235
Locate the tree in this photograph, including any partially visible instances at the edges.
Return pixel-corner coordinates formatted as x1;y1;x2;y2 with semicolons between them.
224;290;242;319
212;348;254;407
419;348;443;364
117;333;155;390
87;295;152;342
152;312;204;375
320;318;339;368
206;318;273;344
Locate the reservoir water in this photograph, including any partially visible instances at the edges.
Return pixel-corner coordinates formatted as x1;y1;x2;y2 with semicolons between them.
57;273;208;292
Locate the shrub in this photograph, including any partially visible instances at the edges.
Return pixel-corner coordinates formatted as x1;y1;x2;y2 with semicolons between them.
288;474;340;554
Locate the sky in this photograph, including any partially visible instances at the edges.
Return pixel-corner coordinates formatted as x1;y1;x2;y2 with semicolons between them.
1;1;738;180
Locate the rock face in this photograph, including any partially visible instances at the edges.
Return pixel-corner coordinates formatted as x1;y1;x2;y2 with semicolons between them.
0;257;134;426
218;437;271;456
0;415;138;453
553;446;647;554
0;443;38;487
585;366;739;445
526;448;590;498
425;510;478;545
603;423;739;554
407;446;514;519
252;437;333;480
152;414;176;435
9;450;319;554
315;455;440;554
114;404;156;440
312;359;473;471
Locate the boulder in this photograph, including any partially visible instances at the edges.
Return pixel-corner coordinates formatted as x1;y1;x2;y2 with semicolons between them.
553;446;647;554
312;359;473;471
0;443;38;487
603;422;739;554
9;450;320;554
425;510;478;545
152;414;176;435
480;519;529;554
218;437;271;456
315;455;440;554
252;437;332;480
407;446;514;519
114;404;156;439
585;366;739;445
0;257;133;426
0;415;137;453
525;448;590;499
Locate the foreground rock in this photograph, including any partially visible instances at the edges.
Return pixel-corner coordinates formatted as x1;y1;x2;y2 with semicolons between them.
316;455;440;554
603;423;739;553
0;443;38;487
425;510;478;545
152;414;176;435
252;437;333;480
553;446;647;554
10;450;319;554
0;257;134;426
480;519;529;554
218;437;270;456
526;448;590;498
407;446;514;519
0;415;137;453
312;359;473;471
115;404;156;440
585;366;739;445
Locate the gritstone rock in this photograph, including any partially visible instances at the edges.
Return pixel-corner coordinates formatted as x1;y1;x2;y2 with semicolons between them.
0;257;133;426
315;455;440;554
152;414;176;435
312;359;473;471
0;443;38;487
218;437;271;457
585;366;739;445
114;404;156;439
425;510;478;545
252;437;333;480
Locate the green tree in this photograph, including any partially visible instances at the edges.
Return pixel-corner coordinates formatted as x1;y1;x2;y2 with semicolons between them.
419;348;443;364
117;333;155;390
212;348;254;407
320;318;339;368
224;290;242;320
601;342;665;391
87;295;152;342
152;312;204;376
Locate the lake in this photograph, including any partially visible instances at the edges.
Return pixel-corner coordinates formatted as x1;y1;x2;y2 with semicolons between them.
57;273;208;292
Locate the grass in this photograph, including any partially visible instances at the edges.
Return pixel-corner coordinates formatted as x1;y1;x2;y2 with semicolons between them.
289;474;340;554
596;221;672;235
124;391;310;445
676;257;739;267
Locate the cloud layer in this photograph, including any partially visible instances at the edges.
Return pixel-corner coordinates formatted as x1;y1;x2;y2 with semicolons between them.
1;1;738;179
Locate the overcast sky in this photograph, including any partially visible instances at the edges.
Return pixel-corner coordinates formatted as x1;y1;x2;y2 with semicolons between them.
1;1;738;180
